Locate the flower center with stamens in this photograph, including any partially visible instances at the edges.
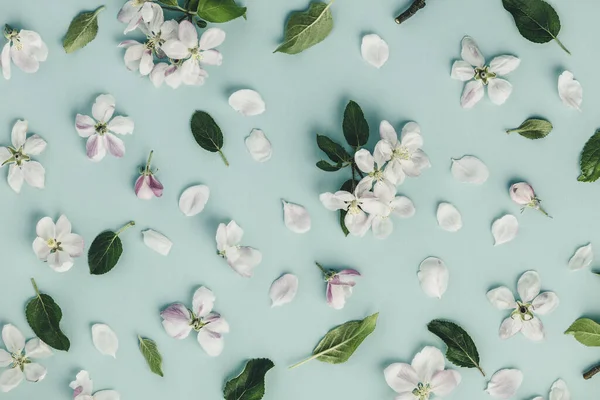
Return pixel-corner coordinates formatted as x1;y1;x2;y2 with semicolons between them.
474;66;496;85
46;238;62;253
412;382;431;400
511;300;534;321
370;168;384;181
348;200;361;215
189;47;202;61
95;122;107;135
4;146;30;167
190;316;207;331
392;145;410;161
11;352;28;370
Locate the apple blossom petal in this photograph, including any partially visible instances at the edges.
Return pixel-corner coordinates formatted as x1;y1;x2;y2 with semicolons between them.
0;147;11;165
92;94;116;122
60;235;84;260
22;161;45;189
532;292;559;315
451;155;489;184
489;55;521;76
418;257;449;299
354;149;375;173
11;48;39;73
150;62;168;87
142;229;172;256
558;71;582;111
92;324;119;358
180;58;206;86
360;197;390;217
85;133;106;161
123;44;143;71
69;370;93;396
492;214;518;246
47;250;73;272
521;317;545;341
200;49;223;66
283;200;311;233
0;350;11;367
105;133;125;158
54;214;71;239
199;28;226;50
436;202;462;232
197;328;224;357
7;164;24;193
24;338;52;359
161;39;190;59
485;369;523;399
117;40;140;48
229;89;266;116
228;246;262;277
517;270;541;303
245;129;272;162
11;120;28;149
568;243;593;271
203;314;229;333
23;134;46;156
379;120;398;145
179;185;210;216
499;316;522;339
141;2;160;23
148;175;163;197
384;363;419;394
94;390;121;400
192;287;215;317
361;33;389;68
450;60;474;81
161;304;193;339
391;196;415;218
178;20;199;48
36;216;55;241
75;114;96;138
374;140;393;165
411;346;445;383
32;237;50;260
344;210;373;237
319;192;348;211
549;379;570;400
107;116;134;135
430;370;461;396
488;78;513;105
0;368;23;392
460;80;484;109
124;14;143;33
139;49;154;75
269;274;299;307
1;43;11;80
135;176;153;200
461;36;484;67
2;325;25;353
225;221;244;247
117;1;138;23
395;392;419;400
508;182;535;205
327;282;352;309
372;216;393;239
487;287;516;310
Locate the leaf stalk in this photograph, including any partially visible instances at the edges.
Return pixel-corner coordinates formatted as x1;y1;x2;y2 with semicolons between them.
116;221;136;235
30;278;40;296
218;150;229;166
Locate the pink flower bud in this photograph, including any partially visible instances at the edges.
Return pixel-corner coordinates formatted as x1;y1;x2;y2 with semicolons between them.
509;182;535;205
135;150;163;199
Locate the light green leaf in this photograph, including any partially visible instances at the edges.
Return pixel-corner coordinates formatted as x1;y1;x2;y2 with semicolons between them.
506;118;553;139
26;279;70;351
578;130;600;182
197;0;247;23
428;319;485;376
190;111;229;166
316;134;351;163
223;358;274;400
342;100;369;148
63;6;105;54
138;336;164;377
88;221;135;275
565;318;600;346
274;1;334;55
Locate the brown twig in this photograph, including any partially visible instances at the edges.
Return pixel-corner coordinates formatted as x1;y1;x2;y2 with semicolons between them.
395;0;427;24
584;363;600;380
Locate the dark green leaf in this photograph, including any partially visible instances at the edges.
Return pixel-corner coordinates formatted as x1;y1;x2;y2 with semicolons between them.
290;313;378;368
88;221;135;275
339;179;357;236
26;279;70;351
578;130;600;182
565;318;600;347
502;0;570;54
316;134;351;163
63;6;105;54
197;0;247;23
316;160;342;171
274;1;333;55
506;118;553;139
159;0;180;5
223;358;274;400
139;336;164;377
342;101;369;148
190;111;229;165
427;319;485;376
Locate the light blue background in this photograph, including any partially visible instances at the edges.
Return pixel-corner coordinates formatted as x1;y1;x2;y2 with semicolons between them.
1;0;600;398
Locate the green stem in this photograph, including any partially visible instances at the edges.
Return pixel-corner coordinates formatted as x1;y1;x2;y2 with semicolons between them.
315;262;328;275
289;353;320;369
218;150;229;167
30;278;40;296
160;4;196;15
93;6;106;16
116;221;136;236
145;150;154;173
554;37;571;55
477;365;486;377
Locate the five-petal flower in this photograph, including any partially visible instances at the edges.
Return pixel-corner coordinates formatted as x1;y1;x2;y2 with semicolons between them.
70;370;120;400
216;221;262;277
32;215;84;272
1;25;48;80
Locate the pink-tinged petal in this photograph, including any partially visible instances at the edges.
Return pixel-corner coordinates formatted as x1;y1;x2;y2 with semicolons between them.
461;36;484;67
105;133;125;158
499;316;522;339
123;44;144;71
107;116;134;135
178;20;199;48
1;43;11;80
139;49;154;76
11;47;39;73
60;234;84;257
180;58;207;86
430;370;461;396
337;269;361;277
0;368;23;392
150;62;168;87
161;40;190;60
327;282;352;309
75;114;96;137
68;370;93;396
92;94;116;122
32;237;50;260
517;271;541;303
117;1;139;23
411;346;445;383
450;60;475;81
161;304;193;339
11;120;28;149
47;250;73;272
23;363;46;382
165;65;182;89
36;216;55;240
148;174;163;197
521;317;545;341
487;287;516;310
7;164;24;193
135;176;153;200
509;182;535;205
203;313;229;333
124;16;143;34
73;386;83;397
117;40;140;48
532;292;559;315
192;287;215;317
199;49;222;66
488;78;513;105
2;325;25;353
86;134;106;162
384;363;419;394
22;161;45;189
23;134;46;155
460;80;484;109
197;327;224;357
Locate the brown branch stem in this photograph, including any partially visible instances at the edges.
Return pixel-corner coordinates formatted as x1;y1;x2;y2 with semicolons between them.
395;0;427;24
584;363;600;380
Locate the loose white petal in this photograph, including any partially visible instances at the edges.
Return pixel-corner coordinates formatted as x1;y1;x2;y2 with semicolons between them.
282;200;311;233
558;71;582;111
142;229;172;256
269;274;299;307
437;203;463;232
228;89;266;116
360;34;389;69
485;369;523;399
179;185;210;216
91;324;119;358
451;156;489;184
568;243;593;271
491;215;518;246
417;257;449;299
549;379;570;400
245;129;272;162
489;55;521;76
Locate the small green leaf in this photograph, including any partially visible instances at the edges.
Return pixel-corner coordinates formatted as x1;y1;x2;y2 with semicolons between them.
88;221;135;275
578;130;600;182
316;160;342;171
316;134;351;163
197;0;247;23
190;111;229;166
138;336;164;377
427;319;485;376
506;118;553;139
502;0;570;54
223;358;274;400
342;101;369;148
63;6;105;54
290;313;378;368
565;318;600;346
26;279;70;351
274;1;334;55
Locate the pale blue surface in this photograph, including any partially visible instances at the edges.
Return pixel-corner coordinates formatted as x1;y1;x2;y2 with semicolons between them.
1;0;600;399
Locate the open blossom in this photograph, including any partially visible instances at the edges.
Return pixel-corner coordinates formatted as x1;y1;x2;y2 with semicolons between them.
372;192;416;239
161;287;229;357
70;370;120;400
316;263;360;309
135;150;163;199
0;120;46;193
216;221;262;277
487;271;559;341
385;346;461;400
354;148;396;199
0;324;52;393
32;215;84;272
117;0;162;34
509;182;550;217
451;36;520;108
1;25;48;80
75;94;134;161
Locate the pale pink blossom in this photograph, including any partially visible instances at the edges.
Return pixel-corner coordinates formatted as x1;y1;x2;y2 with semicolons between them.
509;182;550;217
1;25;48;80
135;150;163;199
316;263;361;309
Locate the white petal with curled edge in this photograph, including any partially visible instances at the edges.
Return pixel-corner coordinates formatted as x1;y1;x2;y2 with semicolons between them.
282;200;311;233
485;369;523;399
549;379;570;400
91;324;119;358
245;129;272;162
491;214;518;246
361;34;389;69
451;155;489;184
558;71;582;111
461;36;485;67
417;257;449;299
436;203;463;232
178;185;210;216
269;274;299;307
142;229;172;256
568;243;592;271
228;89;266;116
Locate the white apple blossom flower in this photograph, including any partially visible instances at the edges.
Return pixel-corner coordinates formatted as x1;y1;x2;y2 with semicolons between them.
0;324;52;393
532;379;570;400
32;215;84;272
451;36;520;108
70;370;120;400
117;0;162;34
216;221;262;278
1;25;48;80
384;346;461;400
0;120;46;193
487;271;559;341
316;263;361;309
354;148;396;199
161;286;229;357
372;192;415;239
75;94;134;161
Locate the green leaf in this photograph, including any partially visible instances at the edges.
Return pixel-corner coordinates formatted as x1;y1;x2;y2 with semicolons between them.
342;101;369;148
223;358;275;400
427;319;485;376
506;118;553;139
190;111;229;166
316;160;342;171
138;336;164;377
502;0;570;54
197;0;247;23
274;1;334;55
290;313;378;368
565;318;600;346
25;279;70;351
159;0;180;6
316;134;351;163
62;6;105;54
88;221;135;275
339;179;357;236
578;130;600;182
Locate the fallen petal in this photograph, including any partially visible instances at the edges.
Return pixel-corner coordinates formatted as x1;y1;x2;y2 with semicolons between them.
491;214;518;246
228;89;266;116
417;257;449;299
568;243;593;271
142;229;172;256
436;203;463;232
450;155;489;184
558;71;582;111
360;33;389;69
179;185;210;216
282;200;311;233
91;324;119;358
245;129;272;162
549;379;570;400
485;369;523;399
269;273;299;307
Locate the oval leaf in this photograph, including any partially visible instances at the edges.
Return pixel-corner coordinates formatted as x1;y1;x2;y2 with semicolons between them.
142;229;173;256
274;1;333;55
418;257;449;299
316;134;351;163
229;90;266;116
436;202;463;232
282;200;311;233
26;279;70;351
506;118;553;139
316;160;342;172
190;111;228;165
568;243;593;271
450;156;489;184
179;185;210;216
559;71;583;111
88;221;135;275
427;319;484;376
197;0;247;23
269;274;299;307
578;130;600;182
360;33;389;69
138;336;164;377
485;369;524;399
342;100;369;148
223;358;274;400
245;129;272;162
491;214;518;246
92;324;119;358
63;6;105;53
565;318;600;347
